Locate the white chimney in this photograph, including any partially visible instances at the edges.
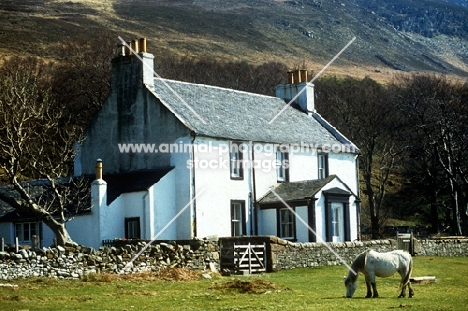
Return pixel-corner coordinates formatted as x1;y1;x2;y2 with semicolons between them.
275;69;315;114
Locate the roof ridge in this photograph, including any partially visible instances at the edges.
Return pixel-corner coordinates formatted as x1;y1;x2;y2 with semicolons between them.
153;77;280;100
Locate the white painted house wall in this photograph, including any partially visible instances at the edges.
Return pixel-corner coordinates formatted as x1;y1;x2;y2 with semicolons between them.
177;136;359;242
149;169;177;240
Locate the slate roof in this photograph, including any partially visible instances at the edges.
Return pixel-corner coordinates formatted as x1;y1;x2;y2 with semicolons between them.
151;78;358;152
258;175;357;205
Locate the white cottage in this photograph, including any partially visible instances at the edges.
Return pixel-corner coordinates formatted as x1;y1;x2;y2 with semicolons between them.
0;39;360;249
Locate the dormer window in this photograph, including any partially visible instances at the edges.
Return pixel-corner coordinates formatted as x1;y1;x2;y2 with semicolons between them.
276;148;289;182
230;142;244;180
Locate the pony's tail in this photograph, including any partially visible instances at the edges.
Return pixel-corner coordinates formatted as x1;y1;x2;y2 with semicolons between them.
400;255;413;290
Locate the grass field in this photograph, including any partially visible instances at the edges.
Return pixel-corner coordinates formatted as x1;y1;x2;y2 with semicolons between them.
0;256;467;310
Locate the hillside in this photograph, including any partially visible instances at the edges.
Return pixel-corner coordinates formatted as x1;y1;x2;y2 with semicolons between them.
0;0;467;82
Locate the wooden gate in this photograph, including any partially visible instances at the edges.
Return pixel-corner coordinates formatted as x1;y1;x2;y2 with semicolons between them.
221;242;267;274
397;232;414;255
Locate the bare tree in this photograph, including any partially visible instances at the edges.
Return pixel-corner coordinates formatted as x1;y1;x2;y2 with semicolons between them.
316;76;404;238
52;31;114;128
395;74;468;235
0;56;87;246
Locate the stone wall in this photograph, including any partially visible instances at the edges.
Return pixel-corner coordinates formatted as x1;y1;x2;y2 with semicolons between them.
270;237;468;271
269;237;396;271
415;238;468;256
0;239;219;280
1;237;467;279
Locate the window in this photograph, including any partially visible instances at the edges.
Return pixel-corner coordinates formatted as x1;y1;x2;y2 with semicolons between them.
331;203;344;242
231;200;246;236
125;217;141;239
318;153;328;179
325;192;352;242
276;148;289;182
230;142;244;180
279;208;295;240
15;222;40;243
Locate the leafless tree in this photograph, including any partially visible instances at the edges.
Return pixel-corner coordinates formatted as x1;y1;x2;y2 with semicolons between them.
316;76;405;238
52;31;115;128
395;74;468;235
0;56;88;246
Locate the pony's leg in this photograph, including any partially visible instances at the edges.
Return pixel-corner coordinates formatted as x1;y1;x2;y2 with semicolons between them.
371;282;379;298
398;284;406;298
408;282;414;298
365;281;372;298
364;275;373;298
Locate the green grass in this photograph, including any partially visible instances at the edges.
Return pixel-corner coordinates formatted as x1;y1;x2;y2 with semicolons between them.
1;256;467;310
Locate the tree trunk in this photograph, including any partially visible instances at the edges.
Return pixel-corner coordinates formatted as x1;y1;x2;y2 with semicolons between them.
42;214;77;247
365;169;380;239
451;186;462;236
429;186;439;234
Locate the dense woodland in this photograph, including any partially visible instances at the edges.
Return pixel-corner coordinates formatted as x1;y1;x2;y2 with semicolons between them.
0;34;467;245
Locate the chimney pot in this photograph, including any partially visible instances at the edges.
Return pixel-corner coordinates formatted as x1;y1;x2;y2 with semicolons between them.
126;42;132;55
95;159;103;180
287;71;294;84
294;69;301;83
131;39;139;53
300;69;308;83
139;38;147;53
117;43;125;56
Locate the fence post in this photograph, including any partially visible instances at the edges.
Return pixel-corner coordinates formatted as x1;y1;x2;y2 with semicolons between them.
15;237;19;253
1;237;4;252
31;235;40;250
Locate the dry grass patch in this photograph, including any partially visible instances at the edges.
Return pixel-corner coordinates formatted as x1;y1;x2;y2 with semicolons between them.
155;267;201;282
80;268;204;283
212;279;287;294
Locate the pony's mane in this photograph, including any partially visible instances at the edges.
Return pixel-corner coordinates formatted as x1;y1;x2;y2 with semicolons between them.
351;251;367;271
345;250;368;283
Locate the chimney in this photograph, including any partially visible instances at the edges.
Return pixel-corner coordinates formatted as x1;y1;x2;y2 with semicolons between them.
95;158;103;180
111;37;154;93
275;69;315;114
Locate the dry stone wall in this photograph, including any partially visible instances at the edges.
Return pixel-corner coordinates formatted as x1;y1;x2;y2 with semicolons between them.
0;239;219;280
1;236;467;279
269;237;468;271
416;238;468;256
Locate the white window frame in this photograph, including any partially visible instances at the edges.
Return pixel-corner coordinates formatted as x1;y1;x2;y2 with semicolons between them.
318;153;328;179
231;201;245;236
276;149;289;182
279;208;295;240
331;202;344;242
230;142;243;179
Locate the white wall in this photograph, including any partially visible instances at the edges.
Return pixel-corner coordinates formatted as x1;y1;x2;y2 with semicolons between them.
149;169;177;240
295;205;309;242
68;136;359;246
191;138;252;238
328;152;359;194
67;213;99;249
170;135;194;239
188;138;359;241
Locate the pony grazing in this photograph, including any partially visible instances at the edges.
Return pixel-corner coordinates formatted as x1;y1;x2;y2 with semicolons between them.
344;249;414;298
